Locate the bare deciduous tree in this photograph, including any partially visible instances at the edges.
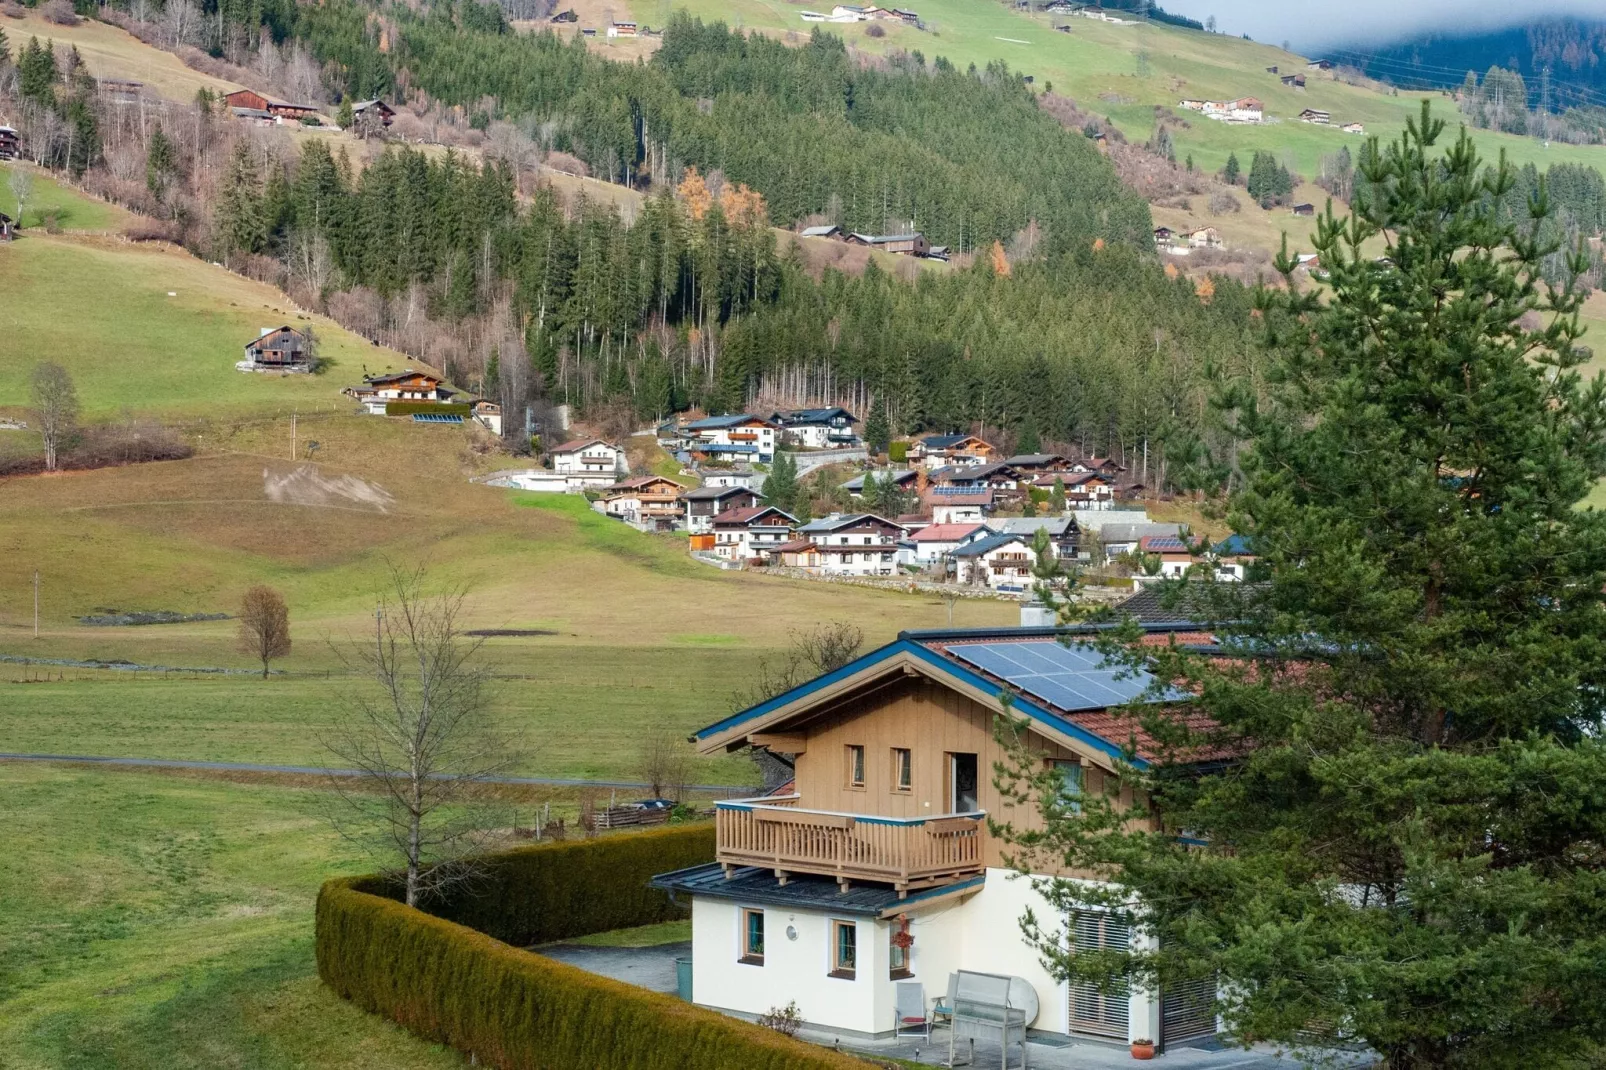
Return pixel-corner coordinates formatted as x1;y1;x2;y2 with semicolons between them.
237;584;291;677
322;565;515;907
732;622;865;786
30;362;79;472
637;727;696;801
8;168;33;229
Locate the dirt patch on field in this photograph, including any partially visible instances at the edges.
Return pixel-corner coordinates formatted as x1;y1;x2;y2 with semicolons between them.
263;465;395;513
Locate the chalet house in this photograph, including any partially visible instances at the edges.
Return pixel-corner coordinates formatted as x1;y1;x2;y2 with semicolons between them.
713;506;797;562
351;99;395;127
549;439;626;484
1152;226;1175;246
1100;522;1183;558
1001;453;1067;475
0;212;15;241
1341;122;1365;134
681;485;761;534
892;7;919;21
1298;108;1330;124
800;224;843;240
1138;534;1196;578
770;538;826;570
1227;97;1263;123
1308;59;1334;70
907;522;988;566
471;399;502;435
682;414;779;465
770;407;860;449
550;8;578;20
794;514;905;576
224;89;319;123
241;326;311;371
345;370;456;413
1037;470;1115;509
1070;456;1126;477
650;620;1222;1047
599;475;688;531
987;516;1077;559
1291;203;1315;216
928;464;1017;494
847;232;931;257
912;434;996;469
950;532;1039;590
924;488;993;525
1279;73;1306;88
606;20;637;36
1187;227;1222;249
841;469;920;497
702;468;761;490
0;126;19;160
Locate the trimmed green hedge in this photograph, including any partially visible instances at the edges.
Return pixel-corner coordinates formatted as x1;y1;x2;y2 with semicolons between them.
317;880;869;1070
353;824;716;946
385;401;472;416
888;441;908;462
318;826;866;1070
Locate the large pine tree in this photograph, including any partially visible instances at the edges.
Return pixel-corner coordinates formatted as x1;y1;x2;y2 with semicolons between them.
1000;104;1606;1068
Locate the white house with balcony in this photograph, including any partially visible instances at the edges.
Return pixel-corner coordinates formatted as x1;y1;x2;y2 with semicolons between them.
682;414;780;465
712;506;797;562
769;407;861;449
548;438;626;486
651;622;1223;1051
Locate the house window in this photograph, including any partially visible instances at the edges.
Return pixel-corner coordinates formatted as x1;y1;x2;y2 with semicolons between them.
740;908;765;965
892;748;912;793
831;920;857;979
846;745;866;788
889;926;912;979
1051;759;1084;813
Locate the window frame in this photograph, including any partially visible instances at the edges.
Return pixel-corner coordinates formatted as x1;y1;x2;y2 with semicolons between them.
891;747;913;794
739;907;765;965
830;919;858;979
846;744;866;789
1050;758;1084;813
889;926;912;979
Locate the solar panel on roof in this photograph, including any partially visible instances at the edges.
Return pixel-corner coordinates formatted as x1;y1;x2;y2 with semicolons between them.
942;640;1161;712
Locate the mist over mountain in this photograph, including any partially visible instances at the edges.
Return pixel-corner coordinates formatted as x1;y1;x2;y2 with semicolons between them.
1322;18;1606;115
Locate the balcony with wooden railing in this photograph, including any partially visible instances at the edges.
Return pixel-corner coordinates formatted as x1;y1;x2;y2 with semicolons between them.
714;795;985;896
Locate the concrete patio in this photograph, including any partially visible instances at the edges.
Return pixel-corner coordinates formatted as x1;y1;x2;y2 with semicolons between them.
534;942;1372;1070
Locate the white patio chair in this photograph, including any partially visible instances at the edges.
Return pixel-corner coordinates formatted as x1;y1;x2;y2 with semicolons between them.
895;981;931;1040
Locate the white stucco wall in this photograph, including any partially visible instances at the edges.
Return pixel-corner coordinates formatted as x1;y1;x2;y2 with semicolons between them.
691;898;895;1036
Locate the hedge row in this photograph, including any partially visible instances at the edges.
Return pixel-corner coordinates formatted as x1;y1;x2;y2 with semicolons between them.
385;401;472;416
318;826;868;1070
352;824;717;946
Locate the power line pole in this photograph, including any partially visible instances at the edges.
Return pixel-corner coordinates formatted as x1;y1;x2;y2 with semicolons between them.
291;410;298;461
33;569;40;639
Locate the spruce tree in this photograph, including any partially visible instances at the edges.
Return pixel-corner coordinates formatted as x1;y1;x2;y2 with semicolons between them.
146;125;177;199
1016;415;1040;454
216;143;267;256
0;27;10;67
1221;151;1240;186
763;449;798;514
998;103;1606;1069
864;398;890;455
858;470;878;512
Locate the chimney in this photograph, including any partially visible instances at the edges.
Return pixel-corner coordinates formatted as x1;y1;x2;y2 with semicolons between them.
1020;601;1056;629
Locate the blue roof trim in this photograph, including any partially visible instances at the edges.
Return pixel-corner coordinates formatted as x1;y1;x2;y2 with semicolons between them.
695;636;1150;769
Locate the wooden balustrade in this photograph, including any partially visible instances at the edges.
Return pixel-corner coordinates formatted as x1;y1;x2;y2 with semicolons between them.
714;797;985;895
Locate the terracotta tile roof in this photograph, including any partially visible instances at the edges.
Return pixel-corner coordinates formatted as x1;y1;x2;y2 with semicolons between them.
550;438;614;454
910;523;987;542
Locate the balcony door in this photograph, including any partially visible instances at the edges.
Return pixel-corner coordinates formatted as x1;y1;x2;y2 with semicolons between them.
949;752;978;813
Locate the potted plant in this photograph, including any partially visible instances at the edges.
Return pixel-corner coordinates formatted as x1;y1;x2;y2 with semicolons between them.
1130;1038;1155;1060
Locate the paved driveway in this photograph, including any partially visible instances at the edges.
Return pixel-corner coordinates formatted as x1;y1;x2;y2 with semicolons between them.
535;941;689;995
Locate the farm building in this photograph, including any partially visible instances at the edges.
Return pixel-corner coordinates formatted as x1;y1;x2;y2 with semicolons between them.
351;99;395;127
344;370;457;413
0;126;20;160
847;232;931;257
240;326;312;371
223;89;319;122
1298;108;1330;123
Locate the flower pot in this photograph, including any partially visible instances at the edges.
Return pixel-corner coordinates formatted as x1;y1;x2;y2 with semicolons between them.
1130;1041;1156;1060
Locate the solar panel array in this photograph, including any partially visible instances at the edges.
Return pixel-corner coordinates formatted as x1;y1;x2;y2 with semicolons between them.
942;640;1157;712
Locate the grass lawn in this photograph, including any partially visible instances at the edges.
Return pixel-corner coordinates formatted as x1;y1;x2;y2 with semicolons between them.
0;162;129;232
0;235;422;419
0;763;466;1070
0;11;243;103
567;919;693;947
